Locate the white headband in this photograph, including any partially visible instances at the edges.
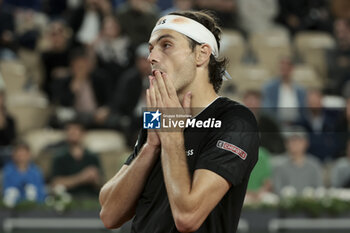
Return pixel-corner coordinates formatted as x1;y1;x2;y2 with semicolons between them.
151;15;232;80
152;15;219;58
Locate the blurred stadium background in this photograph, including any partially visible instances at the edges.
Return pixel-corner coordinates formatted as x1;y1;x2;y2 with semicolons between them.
0;0;350;232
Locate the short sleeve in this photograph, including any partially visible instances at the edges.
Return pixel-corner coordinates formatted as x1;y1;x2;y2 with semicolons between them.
195;112;259;186
125;129;147;165
51;154;65;177
90;152;101;169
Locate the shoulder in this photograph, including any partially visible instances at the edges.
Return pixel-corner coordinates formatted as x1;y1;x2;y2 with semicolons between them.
215;97;258;131
82;150;101;165
84;150;99;159
264;79;280;90
53;147;70;161
305;155;322;169
203;98;260;160
29;163;42;174
3;162;16;173
335;157;350;167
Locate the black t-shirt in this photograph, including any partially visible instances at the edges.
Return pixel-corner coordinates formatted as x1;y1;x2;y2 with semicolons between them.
52;146;102;196
125;97;259;233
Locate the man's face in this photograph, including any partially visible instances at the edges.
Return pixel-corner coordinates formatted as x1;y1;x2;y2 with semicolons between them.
102;17;120;38
286;137;308;156
279;57;293;78
66;124;84;145
13;147;31;165
307;90;322;109
71;56;91;76
148;29;197;92
243;93;261;109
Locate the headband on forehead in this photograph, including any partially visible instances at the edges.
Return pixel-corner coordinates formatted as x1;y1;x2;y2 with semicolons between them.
152;15;219;58
151;14;232;80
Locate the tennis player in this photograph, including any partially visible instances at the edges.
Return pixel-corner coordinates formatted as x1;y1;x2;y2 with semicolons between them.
99;10;259;233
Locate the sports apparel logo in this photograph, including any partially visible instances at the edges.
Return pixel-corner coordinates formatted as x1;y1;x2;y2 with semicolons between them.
216;140;247;160
143;110;162;129
157;18;167;25
186;149;194;157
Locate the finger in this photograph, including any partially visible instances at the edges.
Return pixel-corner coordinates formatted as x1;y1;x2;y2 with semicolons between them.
154;70;169;98
146;89;151;109
152;76;163;106
162;72;177;98
149;76;157;107
182;91;192;115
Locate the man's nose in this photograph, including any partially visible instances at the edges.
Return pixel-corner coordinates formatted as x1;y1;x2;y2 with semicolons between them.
147;50;159;65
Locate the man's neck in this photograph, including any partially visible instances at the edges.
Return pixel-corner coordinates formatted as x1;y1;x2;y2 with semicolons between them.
291;153;306;166
178;74;218;116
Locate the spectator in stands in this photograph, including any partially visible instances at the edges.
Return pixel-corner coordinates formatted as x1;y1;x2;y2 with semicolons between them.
331;138;350;188
335;92;350;157
195;0;239;30
50;47;112;128
3;0;42;11
0;0;16;59
0;89;16;147
275;0;332;35
43;0;68;19
92;14;133;87
94;43;150;145
66;0;112;46
117;0;159;48
243;89;285;154
3;141;46;207
0;89;16;167
51;120;103;196
237;0;283;35
273;127;323;195
326;19;350;95
331;0;350;19
246;147;273;202
41;20;72;101
262;56;307;126
297;89;340;162
162;0;193;16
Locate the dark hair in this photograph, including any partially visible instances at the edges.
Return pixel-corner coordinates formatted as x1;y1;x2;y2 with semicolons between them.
13;141;30;152
169;11;227;93
69;47;88;63
64;118;85;130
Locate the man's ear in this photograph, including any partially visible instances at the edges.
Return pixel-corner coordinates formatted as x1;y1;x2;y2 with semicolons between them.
196;44;211;66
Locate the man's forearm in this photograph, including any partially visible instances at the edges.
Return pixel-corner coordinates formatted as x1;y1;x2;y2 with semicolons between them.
51;174;85;190
160;133;193;213
99;144;160;229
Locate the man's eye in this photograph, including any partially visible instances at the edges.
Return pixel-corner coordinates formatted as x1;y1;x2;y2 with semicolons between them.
164;43;171;48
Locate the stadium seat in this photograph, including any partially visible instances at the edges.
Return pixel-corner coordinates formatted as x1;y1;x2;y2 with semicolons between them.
23;128;65;157
99;150;131;180
294;31;336;82
249;30;292;76
220;30;246;68
292;65;322;89
228;65;272;92
83;130;129;180
18;49;44;88
0;60;27;92
83;130;127;154
7;91;51;134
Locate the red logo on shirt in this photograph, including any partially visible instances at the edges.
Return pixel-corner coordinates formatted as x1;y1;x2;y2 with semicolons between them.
216;140;247;160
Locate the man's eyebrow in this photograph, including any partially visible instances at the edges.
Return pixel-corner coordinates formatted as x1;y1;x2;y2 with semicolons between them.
149;34;175;47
